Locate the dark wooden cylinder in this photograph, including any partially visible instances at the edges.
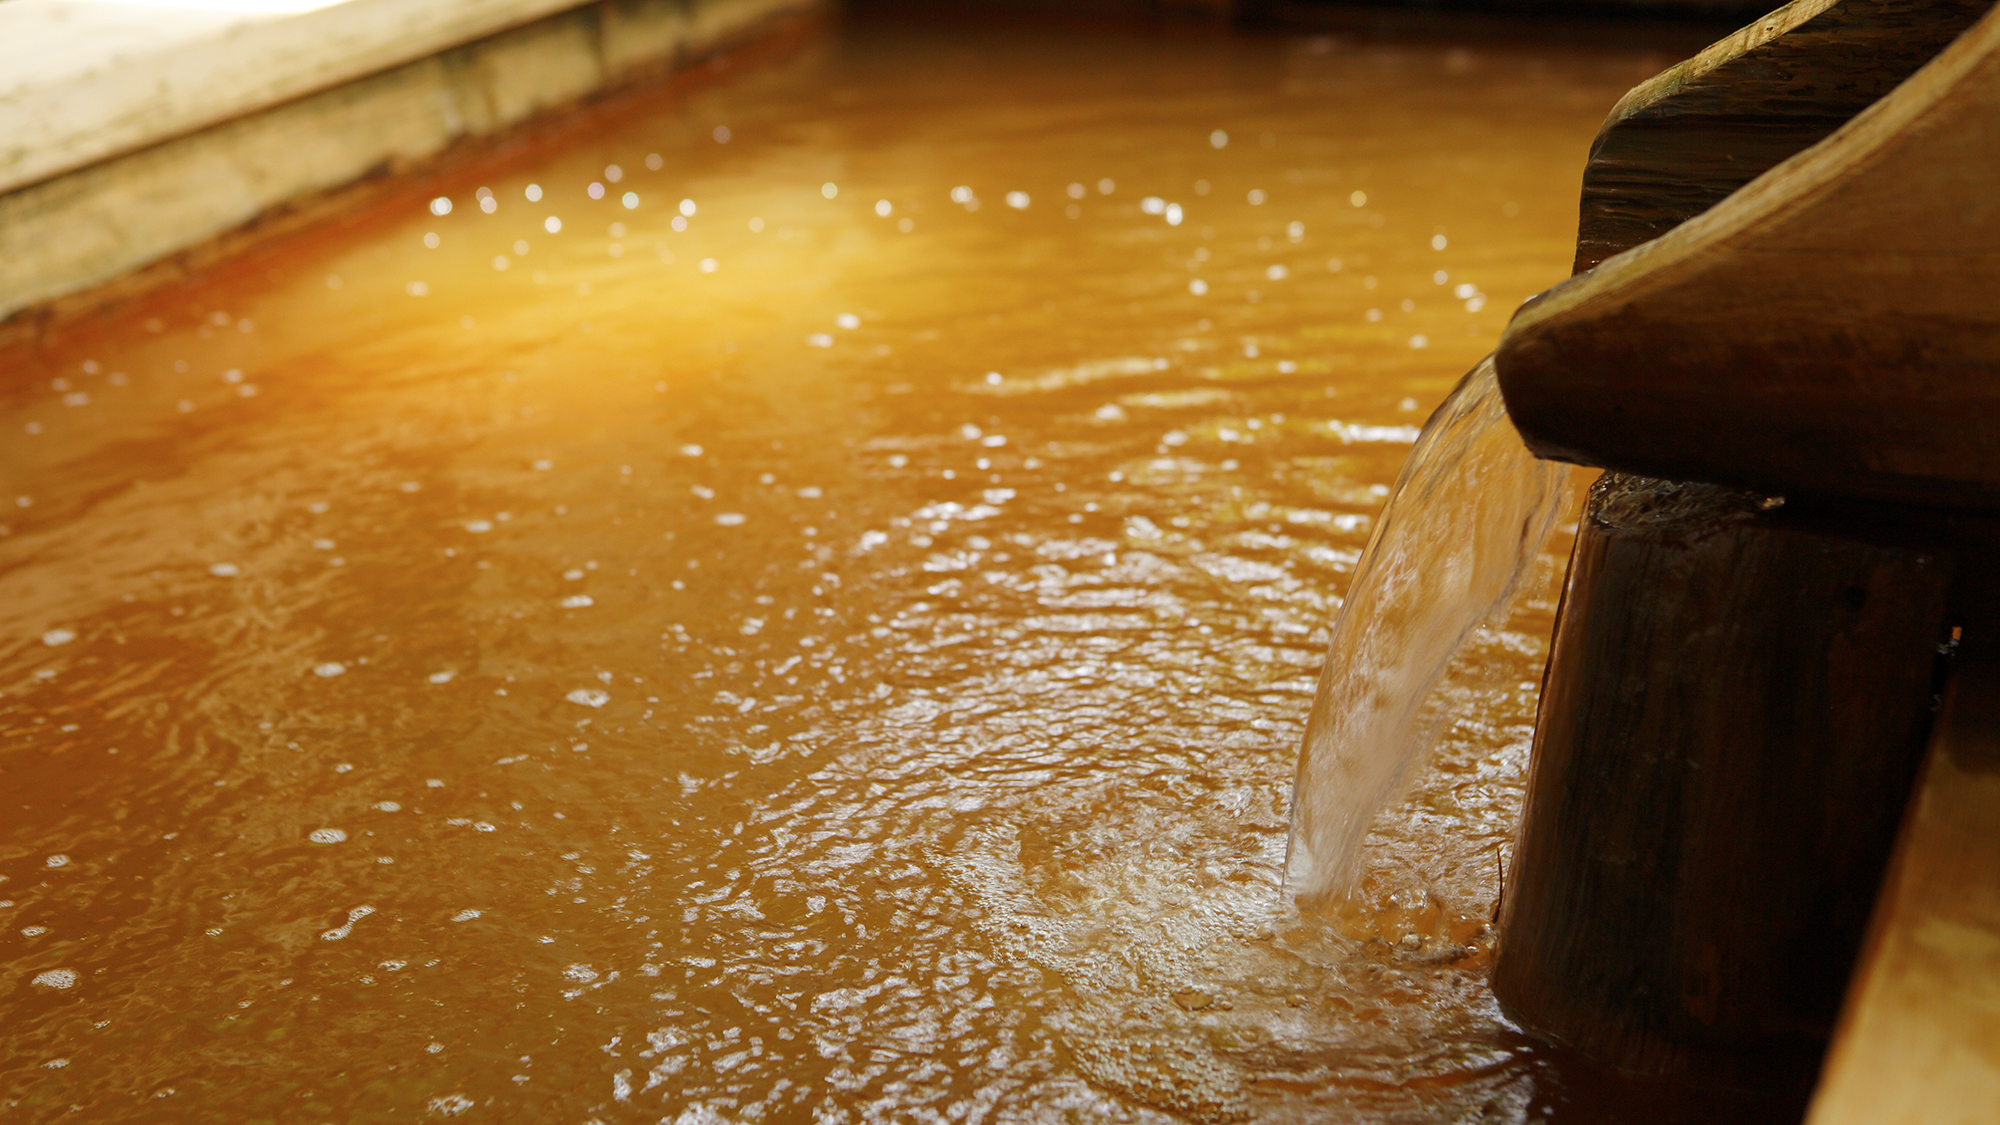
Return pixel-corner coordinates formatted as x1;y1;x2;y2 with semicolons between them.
1493;473;1953;1094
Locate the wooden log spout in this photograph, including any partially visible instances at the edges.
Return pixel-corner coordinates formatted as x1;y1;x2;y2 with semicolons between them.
1492;473;1953;1095
1500;2;2000;510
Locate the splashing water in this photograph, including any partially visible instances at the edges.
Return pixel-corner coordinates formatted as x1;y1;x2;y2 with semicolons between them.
1288;356;1573;903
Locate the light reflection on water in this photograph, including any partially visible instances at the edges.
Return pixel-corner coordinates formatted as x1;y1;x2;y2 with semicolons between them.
0;16;1662;1122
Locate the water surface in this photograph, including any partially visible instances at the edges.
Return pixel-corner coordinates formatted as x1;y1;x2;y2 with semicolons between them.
1;17;1666;1122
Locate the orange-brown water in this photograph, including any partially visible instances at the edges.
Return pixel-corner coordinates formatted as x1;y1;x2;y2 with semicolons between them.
3;17;1680;1122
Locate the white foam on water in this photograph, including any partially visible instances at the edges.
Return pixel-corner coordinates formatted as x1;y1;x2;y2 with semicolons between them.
320;905;375;941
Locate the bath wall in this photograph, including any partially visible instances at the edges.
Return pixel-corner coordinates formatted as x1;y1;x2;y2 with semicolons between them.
0;0;821;332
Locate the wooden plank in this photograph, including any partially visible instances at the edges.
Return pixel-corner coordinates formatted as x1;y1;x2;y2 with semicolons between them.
1497;4;2000;511
1805;644;2000;1124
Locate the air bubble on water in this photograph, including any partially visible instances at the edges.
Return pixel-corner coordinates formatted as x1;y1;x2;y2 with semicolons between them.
715;513;746;526
561;595;595;608
310;828;347;844
31;968;76;990
1189;279;1208;296
681;444;703;457
428;1042;445;1053
45;855;68;868
564;964;599;983
314;662;345;678
836;313;860;330
209;563;240;578
427;779;445;788
374;802;402;813
428;672;454;684
568;689;610;708
807;334;833;347
1210;129;1228;148
1141;197;1165;215
42;629;74;646
564;568;585;580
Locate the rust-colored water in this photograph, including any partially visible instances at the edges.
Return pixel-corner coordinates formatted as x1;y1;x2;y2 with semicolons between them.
3;17;1678;1123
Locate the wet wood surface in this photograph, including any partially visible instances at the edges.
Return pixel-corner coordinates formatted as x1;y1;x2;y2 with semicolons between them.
1501;3;2000;510
1493;473;1952;1094
1575;0;1991;273
1805;642;2000;1123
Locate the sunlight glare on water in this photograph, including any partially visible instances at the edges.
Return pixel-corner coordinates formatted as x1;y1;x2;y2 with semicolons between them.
0;16;1664;1122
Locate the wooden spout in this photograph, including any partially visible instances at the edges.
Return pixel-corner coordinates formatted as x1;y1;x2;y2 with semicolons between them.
1498;3;2000;510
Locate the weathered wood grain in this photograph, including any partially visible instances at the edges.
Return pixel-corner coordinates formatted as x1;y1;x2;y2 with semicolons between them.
1575;0;1991;273
1499;4;2000;510
1493;472;1952;1093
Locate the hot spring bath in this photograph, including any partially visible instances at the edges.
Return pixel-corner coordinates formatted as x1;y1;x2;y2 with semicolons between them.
0;15;1688;1121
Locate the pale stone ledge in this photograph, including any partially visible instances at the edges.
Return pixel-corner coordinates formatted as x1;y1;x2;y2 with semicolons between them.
0;0;818;324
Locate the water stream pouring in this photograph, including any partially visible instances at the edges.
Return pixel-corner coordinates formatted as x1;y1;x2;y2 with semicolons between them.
1287;356;1573;903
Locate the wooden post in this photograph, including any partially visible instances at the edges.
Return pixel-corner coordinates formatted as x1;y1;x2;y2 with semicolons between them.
1493;473;1953;1097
